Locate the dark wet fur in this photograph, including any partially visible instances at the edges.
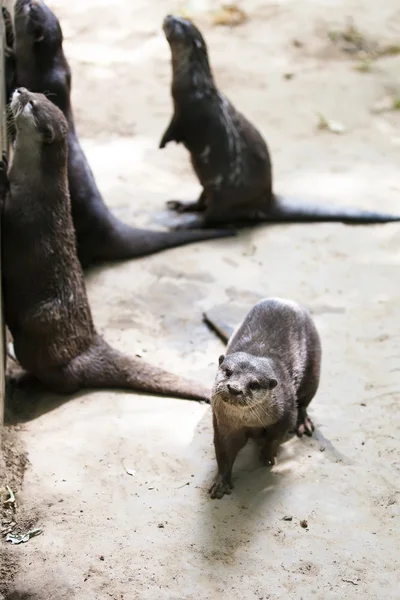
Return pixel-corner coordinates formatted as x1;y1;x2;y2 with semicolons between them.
160;15;400;229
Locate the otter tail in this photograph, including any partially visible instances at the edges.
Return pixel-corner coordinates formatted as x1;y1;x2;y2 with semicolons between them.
69;337;210;401
87;215;235;264
263;195;400;224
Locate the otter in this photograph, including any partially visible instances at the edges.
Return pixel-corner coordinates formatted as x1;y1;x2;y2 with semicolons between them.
7;1;234;269
160;15;400;229
209;298;320;499
0;88;210;402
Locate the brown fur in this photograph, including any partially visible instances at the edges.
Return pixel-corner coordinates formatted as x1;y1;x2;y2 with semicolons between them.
0;89;210;402
6;1;234;269
209;298;321;498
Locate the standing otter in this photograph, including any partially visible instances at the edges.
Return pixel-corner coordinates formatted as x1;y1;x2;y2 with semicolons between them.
0;88;210;402
209;298;320;499
8;1;234;268
160;15;400;229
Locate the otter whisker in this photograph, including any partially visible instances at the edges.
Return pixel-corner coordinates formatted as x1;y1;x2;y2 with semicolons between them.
243;397;265;428
251;399;274;421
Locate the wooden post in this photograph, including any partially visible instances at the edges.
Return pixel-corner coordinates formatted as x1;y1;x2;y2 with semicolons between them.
0;2;7;444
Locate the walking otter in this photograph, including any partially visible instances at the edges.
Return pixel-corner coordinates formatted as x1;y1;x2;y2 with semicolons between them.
209;298;320;499
0;88;210;402
8;1;234;268
160;15;400;229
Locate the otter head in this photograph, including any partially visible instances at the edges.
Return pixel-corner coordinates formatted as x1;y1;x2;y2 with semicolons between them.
14;0;62;47
11;87;68;146
14;1;72;114
212;352;278;410
162;15;213;90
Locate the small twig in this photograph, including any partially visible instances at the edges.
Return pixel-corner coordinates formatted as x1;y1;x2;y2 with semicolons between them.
177;482;190;489
342;577;360;586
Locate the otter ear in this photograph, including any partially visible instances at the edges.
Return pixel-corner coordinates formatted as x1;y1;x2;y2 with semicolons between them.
218;354;225;366
268;378;278;390
43;125;54;144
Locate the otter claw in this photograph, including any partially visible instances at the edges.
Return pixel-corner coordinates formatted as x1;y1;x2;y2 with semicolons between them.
209;475;233;499
260;453;275;467
260;442;277;466
296;410;314;437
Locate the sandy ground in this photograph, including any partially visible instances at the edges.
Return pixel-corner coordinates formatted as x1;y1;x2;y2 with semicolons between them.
1;0;400;598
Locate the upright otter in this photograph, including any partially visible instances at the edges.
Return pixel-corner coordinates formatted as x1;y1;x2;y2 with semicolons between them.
160;15;400;229
209;298;320;499
8;1;234;268
0;88;210;402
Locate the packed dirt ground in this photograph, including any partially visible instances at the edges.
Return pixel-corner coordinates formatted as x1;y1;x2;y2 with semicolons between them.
1;0;400;598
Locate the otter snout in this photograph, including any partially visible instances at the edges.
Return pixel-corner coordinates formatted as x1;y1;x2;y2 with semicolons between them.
15;87;29;96
11;87;30;111
163;15;189;42
227;383;242;396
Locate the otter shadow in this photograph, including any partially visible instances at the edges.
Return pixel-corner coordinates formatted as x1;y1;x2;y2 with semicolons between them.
4;594;39;600
189;408;350;567
4;375;126;426
4;373;211;426
189;410;297;564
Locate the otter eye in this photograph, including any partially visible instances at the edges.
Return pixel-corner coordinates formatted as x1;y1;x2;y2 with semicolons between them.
28;100;35;108
249;381;260;391
224;368;232;377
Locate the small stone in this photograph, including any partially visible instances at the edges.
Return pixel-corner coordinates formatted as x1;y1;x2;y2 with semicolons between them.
158;523;165;528
300;519;308;528
282;515;293;521
292;39;303;48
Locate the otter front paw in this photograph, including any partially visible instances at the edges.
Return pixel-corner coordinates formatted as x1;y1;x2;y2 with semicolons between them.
209;474;233;499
